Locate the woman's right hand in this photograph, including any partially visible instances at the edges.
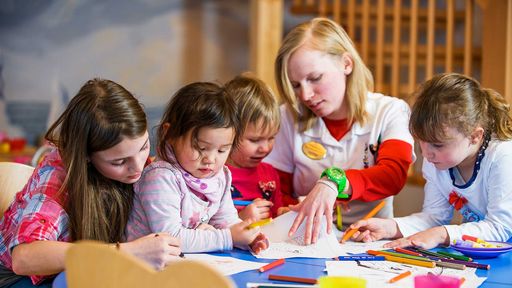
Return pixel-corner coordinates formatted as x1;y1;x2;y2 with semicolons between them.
122;232;181;270
347;218;400;243
288;182;337;245
238;198;273;221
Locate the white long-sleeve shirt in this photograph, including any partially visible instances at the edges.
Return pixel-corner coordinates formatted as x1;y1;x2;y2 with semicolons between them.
394;139;512;242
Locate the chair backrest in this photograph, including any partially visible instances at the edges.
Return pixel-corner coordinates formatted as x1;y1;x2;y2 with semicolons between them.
0;162;34;218
65;241;235;288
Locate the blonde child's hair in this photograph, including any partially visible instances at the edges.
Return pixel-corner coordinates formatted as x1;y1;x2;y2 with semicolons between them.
275;17;374;132
410;73;512;142
225;73;280;137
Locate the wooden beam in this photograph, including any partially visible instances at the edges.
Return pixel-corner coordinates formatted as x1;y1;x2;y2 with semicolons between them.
250;0;283;95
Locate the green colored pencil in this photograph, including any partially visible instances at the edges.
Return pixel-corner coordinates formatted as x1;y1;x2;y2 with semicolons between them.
437;251;473;262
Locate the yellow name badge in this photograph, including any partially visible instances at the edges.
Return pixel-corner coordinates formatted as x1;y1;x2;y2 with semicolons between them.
302;141;327;160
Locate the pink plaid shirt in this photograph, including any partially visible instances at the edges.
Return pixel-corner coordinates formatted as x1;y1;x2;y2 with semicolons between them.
0;148;70;284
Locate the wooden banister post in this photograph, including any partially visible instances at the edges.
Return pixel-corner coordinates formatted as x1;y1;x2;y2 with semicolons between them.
250;0;283;98
481;0;512;103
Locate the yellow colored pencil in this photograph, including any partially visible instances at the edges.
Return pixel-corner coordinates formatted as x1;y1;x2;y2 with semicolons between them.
382;254;436;268
247;218;272;229
336;203;343;231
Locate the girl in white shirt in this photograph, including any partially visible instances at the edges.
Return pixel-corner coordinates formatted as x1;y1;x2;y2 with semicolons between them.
349;73;512;249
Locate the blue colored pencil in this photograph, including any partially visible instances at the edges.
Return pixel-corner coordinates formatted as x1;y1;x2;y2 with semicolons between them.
233;200;252;206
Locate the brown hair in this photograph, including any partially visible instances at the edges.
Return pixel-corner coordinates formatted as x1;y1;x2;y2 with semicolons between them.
46;78;147;242
410;73;512;143
225;73;280;138
275;17;373;132
157;82;240;163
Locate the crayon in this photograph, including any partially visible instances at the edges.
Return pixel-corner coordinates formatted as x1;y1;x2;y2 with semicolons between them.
259;259;285;273
337;255;385;261
462;235;497;248
341;200;386;242
268;274;318;284
453;239;485;248
233;200;253;206
388;270;412;283
247;218;273;229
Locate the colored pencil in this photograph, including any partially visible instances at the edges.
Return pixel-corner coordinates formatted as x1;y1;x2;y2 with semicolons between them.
341;200;386;242
246;283;318;288
440;258;490;270
367;250;432;262
248;218;273;229
268;275;317;285
233;200;252;206
337;255;385;261
379;254;436;268
394;247;423;257
336;203;343;231
437;251;472;262
259;259;285;273
388;270;412;283
409;247;451;259
434;261;466;270
460;277;466;285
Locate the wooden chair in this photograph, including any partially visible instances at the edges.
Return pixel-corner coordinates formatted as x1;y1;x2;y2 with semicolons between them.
0;162;34;218
65;241;235;288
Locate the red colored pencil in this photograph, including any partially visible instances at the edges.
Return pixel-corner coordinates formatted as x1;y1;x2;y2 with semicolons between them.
259;259;285;272
394;247;423;257
268;274;318;284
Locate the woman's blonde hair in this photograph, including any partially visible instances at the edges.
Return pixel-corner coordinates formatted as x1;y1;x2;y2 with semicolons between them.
225;73;280;137
410;73;512;142
275;17;373;132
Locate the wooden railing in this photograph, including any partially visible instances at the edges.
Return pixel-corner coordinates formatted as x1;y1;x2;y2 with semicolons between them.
250;0;512;184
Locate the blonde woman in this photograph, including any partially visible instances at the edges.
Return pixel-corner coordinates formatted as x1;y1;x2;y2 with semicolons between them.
265;17;415;244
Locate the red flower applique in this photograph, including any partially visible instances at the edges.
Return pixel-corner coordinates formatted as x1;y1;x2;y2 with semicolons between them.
449;191;468;211
258;181;276;201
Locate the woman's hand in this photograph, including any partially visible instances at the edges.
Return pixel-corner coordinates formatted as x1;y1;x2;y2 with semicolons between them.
383;226;449;250
288;182;337;245
238;198;273;221
122;232;181;270
345;218;400;243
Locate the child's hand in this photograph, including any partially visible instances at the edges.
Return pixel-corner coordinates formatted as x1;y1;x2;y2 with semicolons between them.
383;226;449;250
276;206;290;216
229;220;263;250
238;198;273;221
196;223;216;231
248;233;269;254
123;232;181;270
344;218;399;243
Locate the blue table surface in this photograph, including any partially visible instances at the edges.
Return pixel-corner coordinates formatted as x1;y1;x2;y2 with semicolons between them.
53;246;512;288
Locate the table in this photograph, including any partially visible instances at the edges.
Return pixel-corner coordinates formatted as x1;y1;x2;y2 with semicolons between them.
52;246;512;288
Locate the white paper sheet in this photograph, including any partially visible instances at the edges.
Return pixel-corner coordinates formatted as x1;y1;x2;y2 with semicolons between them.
325;260;486;288
184;253;266;275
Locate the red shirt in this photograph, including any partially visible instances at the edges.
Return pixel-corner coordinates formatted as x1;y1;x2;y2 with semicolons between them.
227;163;284;217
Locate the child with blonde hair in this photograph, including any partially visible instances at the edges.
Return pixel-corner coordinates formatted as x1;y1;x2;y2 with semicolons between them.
349;73;512;249
225;74;288;221
126;82;268;253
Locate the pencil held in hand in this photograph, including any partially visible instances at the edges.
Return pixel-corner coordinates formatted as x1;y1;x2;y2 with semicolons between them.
341;200;386;242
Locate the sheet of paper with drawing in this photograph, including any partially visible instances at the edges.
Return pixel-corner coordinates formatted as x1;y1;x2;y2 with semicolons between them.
325;260;486;288
252;211;344;259
184;254;266;275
